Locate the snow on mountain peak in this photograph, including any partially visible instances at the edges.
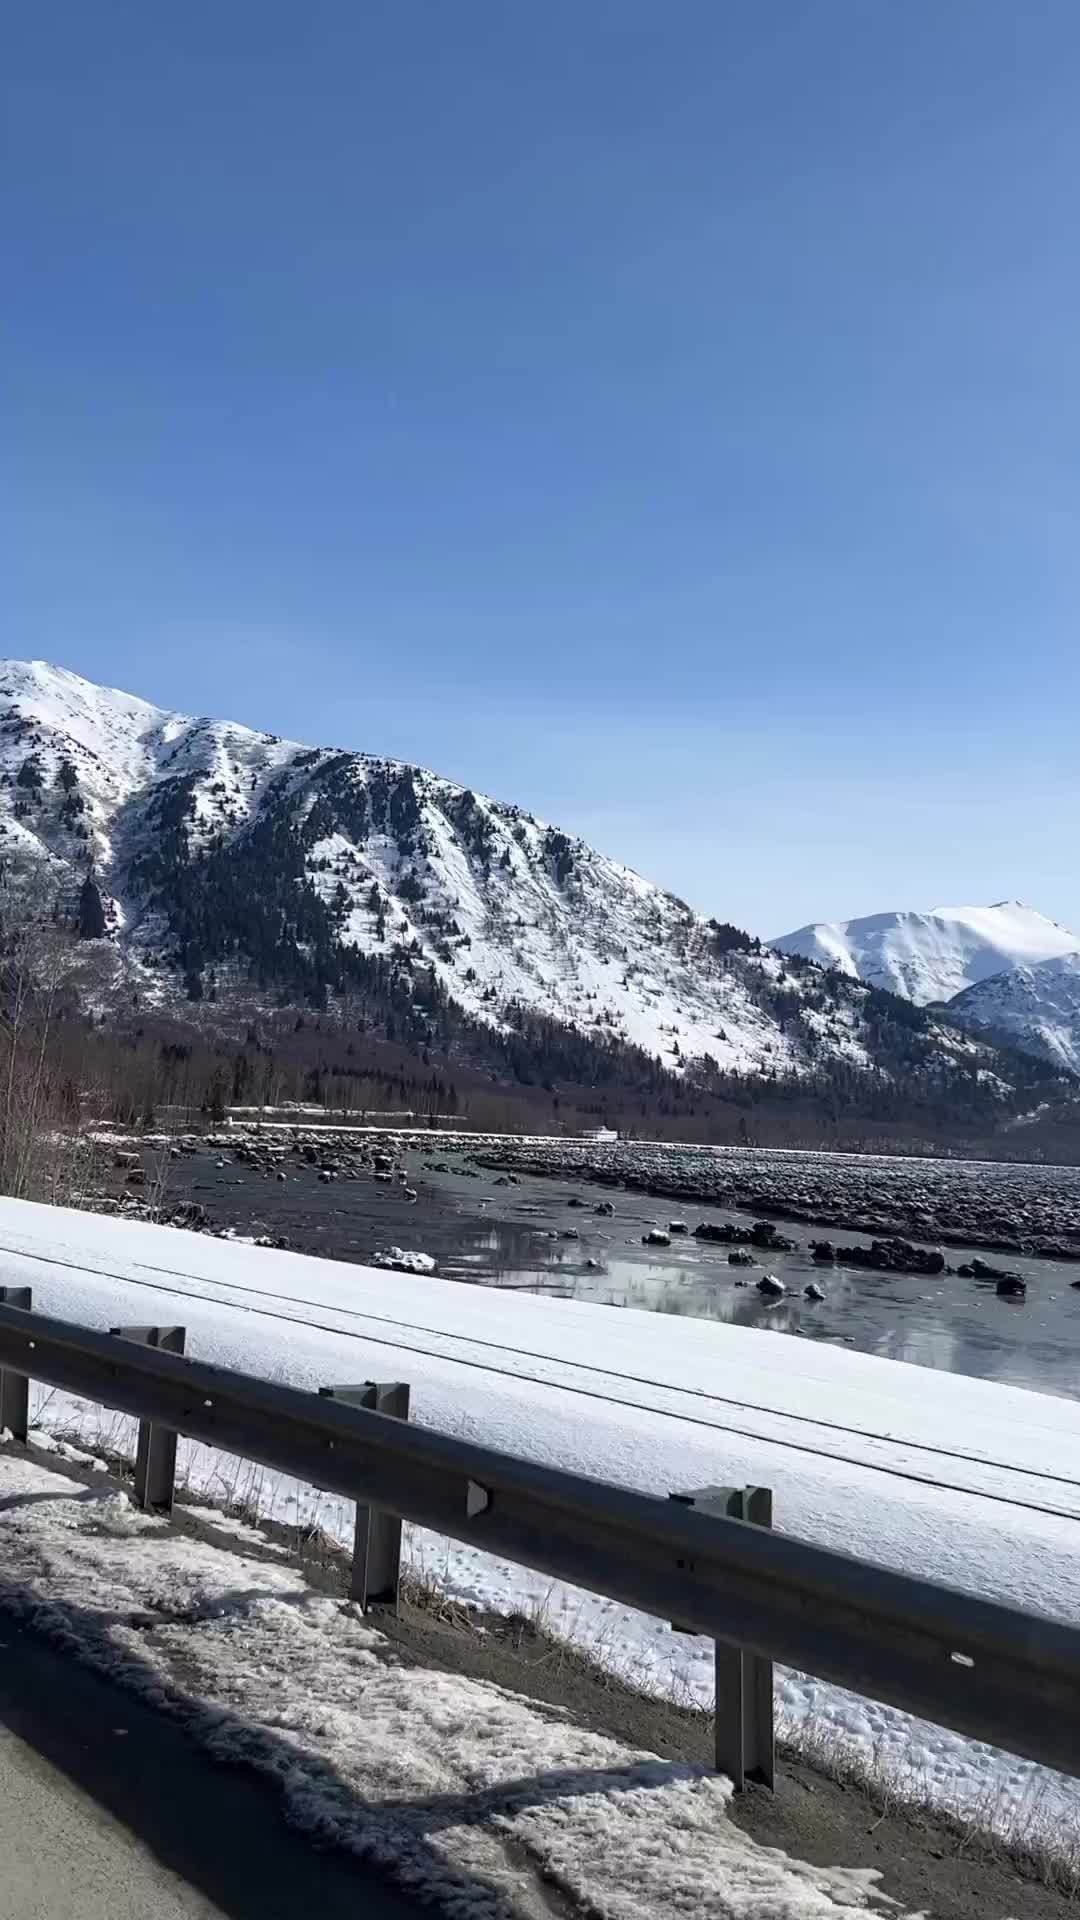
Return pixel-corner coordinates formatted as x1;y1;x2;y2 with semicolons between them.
951;951;1080;1077
0;661;1063;1101
0;661;809;1076
773;903;1080;1007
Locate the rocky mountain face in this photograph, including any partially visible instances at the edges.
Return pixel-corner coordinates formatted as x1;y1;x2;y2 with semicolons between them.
0;662;1060;1115
950;953;1080;1078
773;902;1080;1008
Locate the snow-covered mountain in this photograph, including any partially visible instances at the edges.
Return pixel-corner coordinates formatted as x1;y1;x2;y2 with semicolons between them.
772;903;1080;1008
0;661;1055;1102
949;952;1080;1077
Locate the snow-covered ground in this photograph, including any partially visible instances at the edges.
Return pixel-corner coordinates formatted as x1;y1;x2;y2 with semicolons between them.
0;1452;900;1919
0;1195;1077;1855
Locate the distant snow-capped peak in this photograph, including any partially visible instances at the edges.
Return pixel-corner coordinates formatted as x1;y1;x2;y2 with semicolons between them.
772;902;1080;1007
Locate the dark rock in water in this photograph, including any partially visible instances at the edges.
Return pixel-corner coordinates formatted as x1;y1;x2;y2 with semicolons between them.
728;1249;756;1267
643;1229;671;1246
567;1196;586;1208
835;1237;945;1277
757;1273;786;1297
561;1228;580;1240
668;1220;688;1234
595;1201;616;1216
811;1241;836;1264
751;1220;796;1251
694;1219;795;1251
958;1257;1024;1283
995;1275;1027;1298
803;1281;827;1302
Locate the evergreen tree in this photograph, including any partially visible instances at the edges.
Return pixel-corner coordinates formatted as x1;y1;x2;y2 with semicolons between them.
77;875;106;940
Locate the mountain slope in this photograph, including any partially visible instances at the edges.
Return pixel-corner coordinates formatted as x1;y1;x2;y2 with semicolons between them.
950;952;1080;1077
772;902;1080;1007
0;661;1058;1112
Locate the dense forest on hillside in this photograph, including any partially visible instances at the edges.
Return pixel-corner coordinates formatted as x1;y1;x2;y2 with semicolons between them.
63;1001;1076;1162
0;873;1074;1189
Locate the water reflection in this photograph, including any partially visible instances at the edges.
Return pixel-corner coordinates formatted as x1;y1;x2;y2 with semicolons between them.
439;1199;1080;1403
173;1148;1080;1405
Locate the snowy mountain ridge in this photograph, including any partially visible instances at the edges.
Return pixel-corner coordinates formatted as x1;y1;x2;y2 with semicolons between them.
0;661;1055;1100
950;952;1080;1078
773;902;1080;1008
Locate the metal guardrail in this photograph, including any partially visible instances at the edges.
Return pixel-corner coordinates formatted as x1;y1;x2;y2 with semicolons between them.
0;1298;1078;1782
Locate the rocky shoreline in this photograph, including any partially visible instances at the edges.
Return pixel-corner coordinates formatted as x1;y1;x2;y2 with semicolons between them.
85;1124;1080;1265
469;1139;1080;1262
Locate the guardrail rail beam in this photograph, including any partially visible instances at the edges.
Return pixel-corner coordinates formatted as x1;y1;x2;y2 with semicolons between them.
0;1302;1077;1782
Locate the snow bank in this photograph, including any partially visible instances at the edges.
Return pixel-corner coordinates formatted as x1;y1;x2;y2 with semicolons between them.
0;1194;1077;1842
0;1453;900;1918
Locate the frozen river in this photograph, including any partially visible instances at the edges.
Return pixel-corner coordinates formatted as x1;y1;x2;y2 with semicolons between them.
165;1147;1080;1403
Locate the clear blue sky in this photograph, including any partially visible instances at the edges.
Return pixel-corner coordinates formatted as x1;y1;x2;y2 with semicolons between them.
4;2;1078;937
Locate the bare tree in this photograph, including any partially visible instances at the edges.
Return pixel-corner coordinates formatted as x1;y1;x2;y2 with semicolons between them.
0;885;87;1202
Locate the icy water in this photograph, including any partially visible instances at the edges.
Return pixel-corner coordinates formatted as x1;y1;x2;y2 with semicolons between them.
168;1149;1080;1403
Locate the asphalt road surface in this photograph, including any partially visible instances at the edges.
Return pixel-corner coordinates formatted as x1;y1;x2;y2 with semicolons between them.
0;1618;426;1920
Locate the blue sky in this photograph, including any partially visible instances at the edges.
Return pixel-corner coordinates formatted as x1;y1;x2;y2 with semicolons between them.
4;2;1078;937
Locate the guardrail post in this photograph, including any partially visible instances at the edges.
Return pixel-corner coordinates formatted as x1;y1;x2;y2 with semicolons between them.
319;1381;410;1611
109;1326;186;1511
0;1287;31;1442
671;1483;774;1792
